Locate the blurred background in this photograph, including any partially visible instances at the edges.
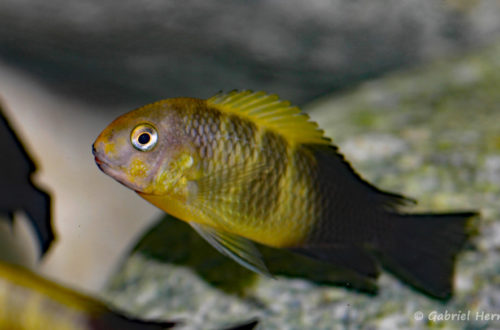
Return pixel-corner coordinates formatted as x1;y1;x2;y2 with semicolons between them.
1;0;500;327
3;0;500;107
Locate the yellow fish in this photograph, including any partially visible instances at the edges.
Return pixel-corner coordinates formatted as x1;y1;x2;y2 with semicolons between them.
0;261;176;329
93;90;476;299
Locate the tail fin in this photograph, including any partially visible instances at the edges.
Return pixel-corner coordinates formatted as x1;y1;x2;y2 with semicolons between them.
377;212;477;299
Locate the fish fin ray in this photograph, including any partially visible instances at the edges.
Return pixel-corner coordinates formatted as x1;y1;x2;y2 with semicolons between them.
310;144;415;211
191;161;273;233
189;222;271;276
195;161;271;197
191;160;273;229
190;196;253;244
378;212;477;299
207;90;330;145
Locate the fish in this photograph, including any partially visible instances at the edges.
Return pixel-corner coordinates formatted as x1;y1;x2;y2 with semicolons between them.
0;261;177;329
93;90;477;299
0;102;54;256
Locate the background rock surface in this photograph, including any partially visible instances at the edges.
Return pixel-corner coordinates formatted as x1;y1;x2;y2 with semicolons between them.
104;42;500;329
2;0;500;106
0;2;499;327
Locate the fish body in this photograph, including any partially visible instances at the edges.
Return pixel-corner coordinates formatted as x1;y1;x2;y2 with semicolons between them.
93;91;476;298
0;261;176;330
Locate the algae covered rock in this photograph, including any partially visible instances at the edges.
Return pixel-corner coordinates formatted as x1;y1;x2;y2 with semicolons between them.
103;44;500;329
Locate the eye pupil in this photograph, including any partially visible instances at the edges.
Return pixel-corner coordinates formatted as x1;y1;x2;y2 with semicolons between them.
138;133;150;144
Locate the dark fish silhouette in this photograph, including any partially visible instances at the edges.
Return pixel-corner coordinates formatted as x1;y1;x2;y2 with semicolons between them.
0;101;54;256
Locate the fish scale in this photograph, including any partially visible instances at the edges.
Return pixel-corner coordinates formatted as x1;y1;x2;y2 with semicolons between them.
199;116;279;230
93;90;477;298
182;103;312;245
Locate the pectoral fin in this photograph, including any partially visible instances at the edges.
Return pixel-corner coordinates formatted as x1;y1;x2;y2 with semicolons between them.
190;161;270;229
195;161;270;197
190;223;270;276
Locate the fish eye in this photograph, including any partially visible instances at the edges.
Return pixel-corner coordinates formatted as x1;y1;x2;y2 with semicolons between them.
131;124;158;151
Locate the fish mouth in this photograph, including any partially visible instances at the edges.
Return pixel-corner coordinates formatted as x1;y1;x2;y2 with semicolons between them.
92;142;156;194
92;145;103;167
94;154;113;174
94;156;132;188
92;143;115;173
92;143;98;157
92;143;117;177
93;150;147;193
94;156;107;172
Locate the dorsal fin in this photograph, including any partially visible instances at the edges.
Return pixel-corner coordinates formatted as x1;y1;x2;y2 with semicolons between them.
206;90;331;145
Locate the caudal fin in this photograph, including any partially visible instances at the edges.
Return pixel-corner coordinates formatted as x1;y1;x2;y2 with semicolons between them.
377;212;477;299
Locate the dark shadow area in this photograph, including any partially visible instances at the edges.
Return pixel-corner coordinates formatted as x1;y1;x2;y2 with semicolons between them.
1;1;494;108
131;214;378;296
0;101;54;256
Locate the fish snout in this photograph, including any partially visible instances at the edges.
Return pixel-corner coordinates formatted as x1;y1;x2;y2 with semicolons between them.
92;141;107;169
